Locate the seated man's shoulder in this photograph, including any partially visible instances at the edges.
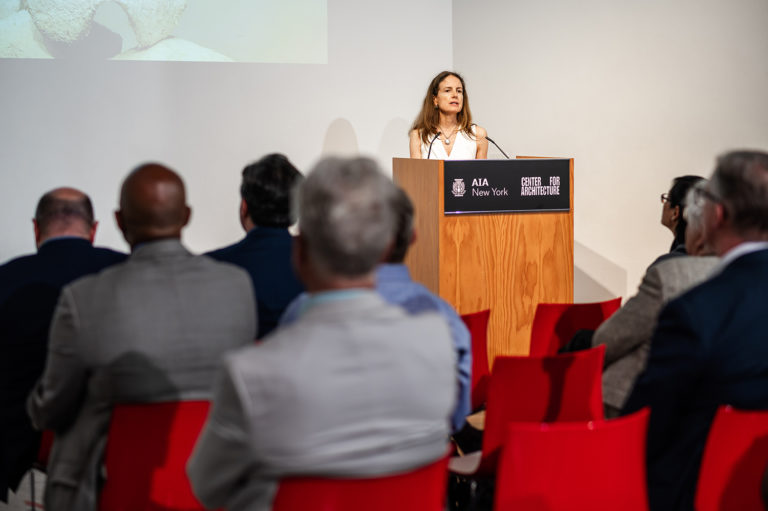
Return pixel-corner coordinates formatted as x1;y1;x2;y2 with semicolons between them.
0;253;37;284
386;279;458;315
205;239;243;262
198;252;247;273
647;255;719;297
91;246;128;263
650;254;718;276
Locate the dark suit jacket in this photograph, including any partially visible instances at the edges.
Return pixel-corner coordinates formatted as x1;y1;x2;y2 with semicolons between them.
207;228;303;338
624;248;768;511
0;238;125;499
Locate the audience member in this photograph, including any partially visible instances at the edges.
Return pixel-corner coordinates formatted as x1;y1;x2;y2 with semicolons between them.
27;164;257;511
593;181;718;417
624;150;768;511
280;186;471;431
188;157;456;511
656;175;705;263
207;154;304;338
0;188;126;502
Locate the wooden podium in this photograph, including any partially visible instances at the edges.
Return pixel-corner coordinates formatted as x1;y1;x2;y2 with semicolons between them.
392;157;574;361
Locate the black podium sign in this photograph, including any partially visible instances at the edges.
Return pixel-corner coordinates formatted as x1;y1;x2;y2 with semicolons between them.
443;159;570;215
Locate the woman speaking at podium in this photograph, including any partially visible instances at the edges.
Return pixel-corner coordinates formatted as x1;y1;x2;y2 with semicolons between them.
409;71;488;160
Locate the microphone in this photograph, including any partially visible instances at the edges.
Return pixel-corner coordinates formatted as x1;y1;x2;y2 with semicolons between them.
486;135;510;159
426;132;441;159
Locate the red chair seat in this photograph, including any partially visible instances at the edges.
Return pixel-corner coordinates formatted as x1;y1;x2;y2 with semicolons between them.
271;456;449;511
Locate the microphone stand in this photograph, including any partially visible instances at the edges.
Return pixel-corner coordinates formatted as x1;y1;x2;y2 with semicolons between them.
426;132;441;159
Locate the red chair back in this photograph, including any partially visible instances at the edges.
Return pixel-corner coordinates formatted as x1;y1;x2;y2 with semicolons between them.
529;297;621;356
271;456;449;511
695;405;768;511
493;408;650;511
479;346;605;473
461;309;491;411
99;401;213;511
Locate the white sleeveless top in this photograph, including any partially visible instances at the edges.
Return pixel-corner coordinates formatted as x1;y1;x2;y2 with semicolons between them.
420;125;478;160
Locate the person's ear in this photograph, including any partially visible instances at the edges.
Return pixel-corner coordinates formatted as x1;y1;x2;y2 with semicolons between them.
88;221;98;244
410;228;417;247
181;206;191;228
713;202;727;227
670;205;680;223
33;219;43;248
115;210;130;246
379;240;394;264
239;199;253;231
292;234;310;283
240;199;248;222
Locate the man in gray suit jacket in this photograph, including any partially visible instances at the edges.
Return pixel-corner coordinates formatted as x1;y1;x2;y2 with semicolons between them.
594;181;717;416
187;157;456;511
27;164;257;511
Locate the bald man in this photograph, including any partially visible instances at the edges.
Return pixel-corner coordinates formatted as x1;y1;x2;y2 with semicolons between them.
27;164;257;511
0;188;126;502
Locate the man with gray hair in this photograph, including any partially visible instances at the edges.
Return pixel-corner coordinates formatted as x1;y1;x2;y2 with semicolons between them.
188;157;456;511
588;180;718;418
624;150;768;511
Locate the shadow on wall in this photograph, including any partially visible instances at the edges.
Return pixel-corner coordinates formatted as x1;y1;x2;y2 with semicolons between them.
377;117;410;174
574;241;627;302
321;118;359;157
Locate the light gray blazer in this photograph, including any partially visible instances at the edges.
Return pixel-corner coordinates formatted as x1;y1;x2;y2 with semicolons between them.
187;291;456;511
27;239;257;511
594;255;718;410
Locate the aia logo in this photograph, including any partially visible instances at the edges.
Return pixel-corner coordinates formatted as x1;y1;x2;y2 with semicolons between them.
452;179;466;197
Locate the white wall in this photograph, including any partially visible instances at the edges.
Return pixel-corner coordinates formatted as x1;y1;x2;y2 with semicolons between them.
452;0;768;300
6;0;768;301
0;0;452;262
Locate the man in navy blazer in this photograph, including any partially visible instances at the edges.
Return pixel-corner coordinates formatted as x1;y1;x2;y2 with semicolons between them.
0;188;126;501
624;150;768;511
207;154;304;338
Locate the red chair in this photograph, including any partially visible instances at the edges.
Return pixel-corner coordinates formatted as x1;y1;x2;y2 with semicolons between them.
529;297;622;356
461;309;491;411
271;456;449;511
493;408;650;511
695;405;768;511
99;401;214;511
450;345;605;476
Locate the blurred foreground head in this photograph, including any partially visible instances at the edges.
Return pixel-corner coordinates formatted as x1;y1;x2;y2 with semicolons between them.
704;150;768;255
240;153;303;230
34;187;97;248
294;156;398;289
116;163;190;248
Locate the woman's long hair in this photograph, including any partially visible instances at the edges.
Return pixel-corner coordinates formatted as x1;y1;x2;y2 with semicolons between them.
410;71;474;146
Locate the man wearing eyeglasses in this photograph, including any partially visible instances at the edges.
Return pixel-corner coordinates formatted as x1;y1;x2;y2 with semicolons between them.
624;150;768;511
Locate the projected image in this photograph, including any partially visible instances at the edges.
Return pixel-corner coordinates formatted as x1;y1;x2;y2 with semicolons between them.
0;0;327;62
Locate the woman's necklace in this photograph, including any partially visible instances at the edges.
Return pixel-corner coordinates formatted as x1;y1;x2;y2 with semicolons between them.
440;125;458;145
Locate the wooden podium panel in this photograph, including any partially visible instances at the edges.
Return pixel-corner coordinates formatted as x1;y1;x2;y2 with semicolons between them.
393;157;573;360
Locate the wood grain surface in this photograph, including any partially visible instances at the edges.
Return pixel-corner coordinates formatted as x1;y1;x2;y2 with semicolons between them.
393;157;573;363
